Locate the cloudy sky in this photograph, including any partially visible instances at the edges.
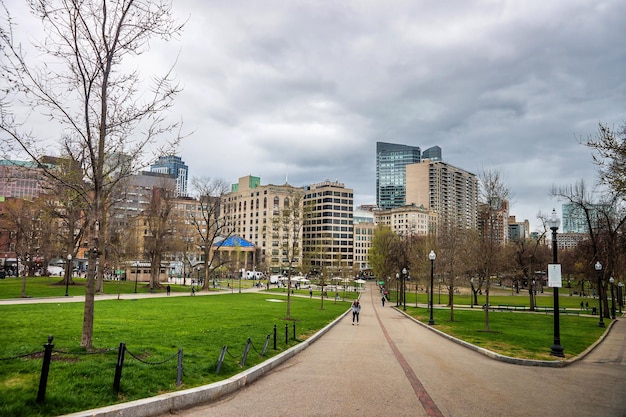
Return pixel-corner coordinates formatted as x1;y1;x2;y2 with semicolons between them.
6;0;626;231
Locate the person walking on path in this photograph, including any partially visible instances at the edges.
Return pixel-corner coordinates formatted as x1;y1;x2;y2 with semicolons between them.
167;285;171;296
351;299;361;325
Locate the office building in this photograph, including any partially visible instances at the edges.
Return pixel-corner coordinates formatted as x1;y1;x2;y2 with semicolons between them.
376;142;442;209
302;180;354;274
150;155;189;197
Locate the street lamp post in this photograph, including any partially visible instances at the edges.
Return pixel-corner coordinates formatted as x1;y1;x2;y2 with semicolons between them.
547;208;564;357
402;268;407;311
134;261;139;293
595;261;604;328
609;277;616;319
64;254;72;296
428;250;436;325
396;273;400;307
618;282;624;315
470;277;474;308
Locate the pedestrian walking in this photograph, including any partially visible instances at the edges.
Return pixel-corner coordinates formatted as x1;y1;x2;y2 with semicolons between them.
191;287;195;296
166;285;171;296
309;290;313;298
351;299;361;325
381;295;385;307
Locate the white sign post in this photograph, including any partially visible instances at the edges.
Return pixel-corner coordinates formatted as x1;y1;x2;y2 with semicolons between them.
548;264;562;288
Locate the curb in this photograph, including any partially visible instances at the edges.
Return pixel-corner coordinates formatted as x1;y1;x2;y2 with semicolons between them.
60;308;352;417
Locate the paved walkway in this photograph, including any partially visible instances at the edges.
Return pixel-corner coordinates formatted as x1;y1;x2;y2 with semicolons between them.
169;282;626;417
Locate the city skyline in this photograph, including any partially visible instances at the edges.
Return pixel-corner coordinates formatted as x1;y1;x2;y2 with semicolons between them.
3;1;625;232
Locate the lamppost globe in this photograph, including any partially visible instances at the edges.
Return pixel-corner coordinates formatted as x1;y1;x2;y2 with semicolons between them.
547;208;561;231
595;261;604;328
428;250;436;325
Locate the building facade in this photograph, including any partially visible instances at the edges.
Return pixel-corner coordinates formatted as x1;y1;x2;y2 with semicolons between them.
221;175;303;273
373;204;435;237
302;180;354;274
376;142;442;210
150;155;189;197
405;159;477;231
353;209;375;276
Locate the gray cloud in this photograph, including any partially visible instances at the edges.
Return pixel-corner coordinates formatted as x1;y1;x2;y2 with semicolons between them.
7;0;626;230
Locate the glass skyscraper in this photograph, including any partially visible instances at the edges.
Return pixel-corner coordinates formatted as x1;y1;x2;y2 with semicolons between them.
150;155;189;197
376;142;441;209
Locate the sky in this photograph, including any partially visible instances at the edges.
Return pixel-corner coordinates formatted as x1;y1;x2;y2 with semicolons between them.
5;0;626;232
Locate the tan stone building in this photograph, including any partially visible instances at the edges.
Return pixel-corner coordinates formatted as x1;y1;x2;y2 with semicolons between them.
373;204;436;237
406;159;478;231
221;175;303;274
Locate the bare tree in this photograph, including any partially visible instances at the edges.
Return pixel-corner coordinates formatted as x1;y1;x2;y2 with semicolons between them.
0;0;183;349
189;177;232;291
144;186;177;290
478;168;510;332
271;188;304;320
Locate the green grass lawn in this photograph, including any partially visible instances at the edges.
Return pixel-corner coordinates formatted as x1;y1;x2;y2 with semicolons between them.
0;290;348;417
0;278;615;416
405;306;608;361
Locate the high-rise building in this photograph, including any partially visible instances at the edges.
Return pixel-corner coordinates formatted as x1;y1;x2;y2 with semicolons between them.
562;203;609;233
302;180;354;273
376;142;441;209
405;159;477;230
150;155;188;197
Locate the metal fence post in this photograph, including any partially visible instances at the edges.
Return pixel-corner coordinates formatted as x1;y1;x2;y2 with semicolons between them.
262;334;270;356
293;322;296;340
176;348;183;386
285;323;288;345
273;325;277;350
36;335;54;404
240;338;251;367
216;346;227;374
113;342;126;393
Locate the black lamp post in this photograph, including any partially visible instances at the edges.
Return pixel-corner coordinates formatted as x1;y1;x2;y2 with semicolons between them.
395;272;400;307
609;277;616;319
547;208;564;357
470;277;474;308
64;254;72;296
595;261;604;327
618;282;624;315
428;250;436;325
402;268;407;311
134;261;139;294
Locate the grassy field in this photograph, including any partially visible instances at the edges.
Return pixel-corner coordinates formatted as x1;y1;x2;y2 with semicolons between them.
0;277;614;416
0;285;348;417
